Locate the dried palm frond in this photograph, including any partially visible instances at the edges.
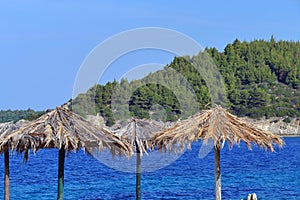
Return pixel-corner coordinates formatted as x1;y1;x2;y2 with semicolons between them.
0;122;18;150
0;121;38;161
0;106;133;158
0;122;17;141
153;105;284;153
113;118;164;156
15;119;30;127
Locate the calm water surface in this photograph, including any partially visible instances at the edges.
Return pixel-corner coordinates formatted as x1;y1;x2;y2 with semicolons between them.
0;137;299;199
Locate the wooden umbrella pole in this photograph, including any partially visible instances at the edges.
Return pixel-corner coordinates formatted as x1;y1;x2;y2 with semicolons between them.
57;147;65;200
133;119;141;200
4;148;10;200
214;145;221;200
136;148;141;200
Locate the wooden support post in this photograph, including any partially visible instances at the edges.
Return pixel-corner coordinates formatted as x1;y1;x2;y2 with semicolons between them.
4;148;10;200
57;148;65;200
214;146;221;200
136;149;141;200
133;119;141;200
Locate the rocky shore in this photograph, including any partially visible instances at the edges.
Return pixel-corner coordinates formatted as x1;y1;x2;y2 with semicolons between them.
87;114;300;137
245;117;300;137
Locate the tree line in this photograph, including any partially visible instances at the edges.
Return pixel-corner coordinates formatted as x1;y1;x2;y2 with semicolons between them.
1;37;299;125
72;37;300;126
0;109;46;123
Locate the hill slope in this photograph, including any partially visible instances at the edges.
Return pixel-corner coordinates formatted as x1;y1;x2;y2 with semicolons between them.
1;37;299;126
72;37;300;126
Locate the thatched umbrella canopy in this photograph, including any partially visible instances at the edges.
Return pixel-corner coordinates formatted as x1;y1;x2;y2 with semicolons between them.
0;105;133;200
153;105;284;200
0;122;18;200
0;121;43;161
0;120;42;200
1;120;40;200
113;118;164;200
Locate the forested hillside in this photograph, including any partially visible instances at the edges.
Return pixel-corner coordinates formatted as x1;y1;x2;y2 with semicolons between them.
72;37;300;126
0;109;46;123
208;37;300;119
1;38;299;125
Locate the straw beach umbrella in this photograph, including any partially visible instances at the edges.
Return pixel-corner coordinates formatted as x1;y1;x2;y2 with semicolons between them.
0;105;133;200
153;105;284;200
0;121;40;200
0;122;17;200
113;118;163;200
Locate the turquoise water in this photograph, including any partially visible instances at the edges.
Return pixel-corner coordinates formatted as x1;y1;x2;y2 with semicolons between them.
0;137;299;199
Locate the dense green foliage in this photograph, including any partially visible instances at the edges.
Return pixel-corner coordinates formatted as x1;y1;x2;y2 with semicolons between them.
71;38;300;126
208;37;300;119
2;38;299;125
0;109;46;123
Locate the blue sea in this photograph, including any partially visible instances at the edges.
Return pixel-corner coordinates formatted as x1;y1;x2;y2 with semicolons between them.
0;137;299;200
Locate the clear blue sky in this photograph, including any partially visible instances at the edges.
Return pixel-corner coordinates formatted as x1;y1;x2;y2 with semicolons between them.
0;0;299;110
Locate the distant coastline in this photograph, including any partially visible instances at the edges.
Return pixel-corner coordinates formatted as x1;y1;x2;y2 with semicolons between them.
245;117;300;137
278;134;300;138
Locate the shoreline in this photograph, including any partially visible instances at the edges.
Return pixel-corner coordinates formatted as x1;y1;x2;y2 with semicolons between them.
277;134;300;138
